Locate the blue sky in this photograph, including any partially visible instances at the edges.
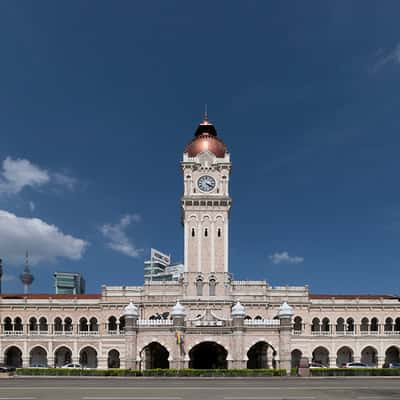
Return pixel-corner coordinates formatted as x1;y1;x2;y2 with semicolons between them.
0;1;399;294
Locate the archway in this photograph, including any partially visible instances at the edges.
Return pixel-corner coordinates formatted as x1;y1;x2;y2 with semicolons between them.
385;346;400;368
312;346;329;367
189;342;227;369
30;346;47;367
247;341;274;369
291;349;302;368
337;346;353;367
5;346;22;368
79;346;98;368
54;346;72;367
361;346;377;367
143;342;169;369
107;349;120;368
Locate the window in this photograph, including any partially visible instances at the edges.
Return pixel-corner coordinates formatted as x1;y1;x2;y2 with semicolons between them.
217;228;221;238
196;279;203;296
204;228;208;237
209;279;216;296
191;228;195;237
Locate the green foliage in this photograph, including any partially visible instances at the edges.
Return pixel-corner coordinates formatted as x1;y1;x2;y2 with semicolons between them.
16;368;141;376
16;368;286;377
311;368;400;376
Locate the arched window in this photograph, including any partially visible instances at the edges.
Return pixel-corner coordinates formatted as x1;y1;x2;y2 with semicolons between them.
108;316;117;331
360;317;369;332
321;318;330;332
254;316;262;320
217;228;221;238
204;228;208;237
89;317;98;332
39;317;48;332
79;317;88;332
311;318;320;332
395;318;400;332
336;318;345;333
119;317;125;332
370;317;379;332
346;318;354;332
293;316;302;332
29;317;38;332
209;278;216;296
244;315;252;320
196;278;203;297
64;317;73;332
14;317;23;331
385;317;394;332
4;317;12;331
54;317;63;332
191;228;195;237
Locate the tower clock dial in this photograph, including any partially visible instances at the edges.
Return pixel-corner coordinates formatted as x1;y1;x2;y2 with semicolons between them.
197;175;216;192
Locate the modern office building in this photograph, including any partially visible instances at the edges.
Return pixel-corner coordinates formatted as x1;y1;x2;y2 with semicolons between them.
54;272;85;295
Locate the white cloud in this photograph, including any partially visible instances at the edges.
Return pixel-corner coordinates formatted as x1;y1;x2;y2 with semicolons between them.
0;157;50;194
0;210;88;266
371;42;400;72
0;157;76;195
29;201;35;212
100;214;142;258
269;251;304;265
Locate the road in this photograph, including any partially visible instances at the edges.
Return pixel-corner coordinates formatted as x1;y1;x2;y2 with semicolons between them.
0;377;399;400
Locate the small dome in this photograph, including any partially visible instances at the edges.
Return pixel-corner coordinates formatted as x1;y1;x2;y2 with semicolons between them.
123;301;138;317
231;301;246;317
171;300;186;317
278;301;294;318
185;119;227;158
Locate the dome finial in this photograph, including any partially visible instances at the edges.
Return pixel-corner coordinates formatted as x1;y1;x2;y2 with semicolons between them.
203;104;208;122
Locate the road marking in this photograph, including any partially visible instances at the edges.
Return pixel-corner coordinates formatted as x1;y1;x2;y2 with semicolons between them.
0;398;36;400
224;397;316;400
82;397;182;400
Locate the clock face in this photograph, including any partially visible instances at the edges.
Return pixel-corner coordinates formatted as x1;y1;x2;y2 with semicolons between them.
197;175;216;192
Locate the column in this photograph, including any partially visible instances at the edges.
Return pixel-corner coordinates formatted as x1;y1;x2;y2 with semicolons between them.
171;302;186;370
277;302;294;374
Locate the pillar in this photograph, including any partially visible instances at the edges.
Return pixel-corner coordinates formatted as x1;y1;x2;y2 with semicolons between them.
278;302;294;374
124;315;138;369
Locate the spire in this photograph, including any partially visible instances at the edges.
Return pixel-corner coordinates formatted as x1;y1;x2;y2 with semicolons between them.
20;250;34;294
203;104;208;122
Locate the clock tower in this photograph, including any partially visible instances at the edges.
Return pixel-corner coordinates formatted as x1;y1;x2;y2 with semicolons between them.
181;115;232;297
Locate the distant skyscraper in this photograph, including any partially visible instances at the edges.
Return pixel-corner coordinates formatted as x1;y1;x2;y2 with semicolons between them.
20;251;34;294
54;272;85;294
144;248;184;282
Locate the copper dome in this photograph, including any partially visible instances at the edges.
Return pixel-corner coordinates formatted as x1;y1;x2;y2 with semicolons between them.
185;119;227;158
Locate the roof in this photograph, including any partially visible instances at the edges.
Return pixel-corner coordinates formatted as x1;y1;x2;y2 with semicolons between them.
310;294;400;300
0;293;101;300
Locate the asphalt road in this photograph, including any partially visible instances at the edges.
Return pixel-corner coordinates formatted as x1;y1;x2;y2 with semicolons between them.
0;377;399;400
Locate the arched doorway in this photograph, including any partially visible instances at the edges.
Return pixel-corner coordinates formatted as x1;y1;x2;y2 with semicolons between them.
54;346;72;367
5;346;22;368
107;349;120;368
142;342;169;369
189;342;227;369
79;347;98;368
385;346;400;368
291;349;302;368
247;341;274;369
337;346;353;367
30;346;48;367
361;346;377;367
312;346;329;367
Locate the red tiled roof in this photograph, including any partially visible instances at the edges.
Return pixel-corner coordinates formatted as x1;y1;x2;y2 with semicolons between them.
310;294;399;300
0;293;101;300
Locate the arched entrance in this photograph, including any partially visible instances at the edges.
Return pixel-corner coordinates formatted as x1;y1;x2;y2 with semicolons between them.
5;346;22;368
189;342;227;369
385;346;400;368
247;341;275;369
361;346;378;367
336;346;353;367
312;346;329;367
79;347;98;368
291;349;302;368
30;346;47;367
108;349;120;368
142;342;169;369
54;346;72;367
